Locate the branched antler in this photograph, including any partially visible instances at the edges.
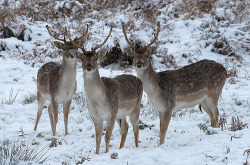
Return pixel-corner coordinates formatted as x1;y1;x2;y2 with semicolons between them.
146;22;160;48
65;27;85;51
122;24;136;48
122;22;160;49
46;25;65;42
75;24;89;41
93;27;112;51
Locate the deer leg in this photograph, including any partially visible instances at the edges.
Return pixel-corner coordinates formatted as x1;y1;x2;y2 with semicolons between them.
105;117;116;153
118;118;128;149
63;100;72;135
213;97;220;128
48;104;54;134
93;119;103;154
34;92;45;131
51;99;59;136
129;108;140;148
214;107;219;127
205;97;219;128
159;110;172;145
200;100;213;126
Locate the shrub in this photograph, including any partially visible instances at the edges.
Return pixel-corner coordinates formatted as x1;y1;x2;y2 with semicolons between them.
230;116;247;131
100;44;133;68
0;140;49;164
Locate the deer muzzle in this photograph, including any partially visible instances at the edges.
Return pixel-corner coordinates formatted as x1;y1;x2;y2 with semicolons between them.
86;66;92;71
136;62;143;69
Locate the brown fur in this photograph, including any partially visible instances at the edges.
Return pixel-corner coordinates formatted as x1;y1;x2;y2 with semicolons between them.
68;29;143;154
123;23;227;145
137;58;227;144
83;70;143;154
34;39;83;136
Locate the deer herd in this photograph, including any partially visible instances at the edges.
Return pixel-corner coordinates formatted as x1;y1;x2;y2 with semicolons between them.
34;22;227;154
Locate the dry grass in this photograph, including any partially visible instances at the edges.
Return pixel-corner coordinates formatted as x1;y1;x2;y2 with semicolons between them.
230;116;247;131
100;44;133;68
0;6;16;27
0;140;49;164
1;88;20;105
1;0;248;28
0;0;248;67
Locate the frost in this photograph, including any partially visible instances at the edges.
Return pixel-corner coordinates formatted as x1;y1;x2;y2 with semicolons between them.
216;8;235;22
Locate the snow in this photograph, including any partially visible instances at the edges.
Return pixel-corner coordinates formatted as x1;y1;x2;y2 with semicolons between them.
0;1;250;164
216;8;235;22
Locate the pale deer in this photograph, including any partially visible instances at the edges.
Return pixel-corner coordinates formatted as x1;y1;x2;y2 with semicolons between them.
34;25;88;136
66;27;143;154
122;22;227;144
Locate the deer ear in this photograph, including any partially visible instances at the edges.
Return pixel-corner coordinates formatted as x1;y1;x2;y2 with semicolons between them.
97;48;108;59
124;47;134;56
54;41;64;49
69;50;82;59
148;46;157;55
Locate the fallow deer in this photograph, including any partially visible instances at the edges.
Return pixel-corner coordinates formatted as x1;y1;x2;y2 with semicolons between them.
66;27;143;154
122;22;227;144
34;25;88;136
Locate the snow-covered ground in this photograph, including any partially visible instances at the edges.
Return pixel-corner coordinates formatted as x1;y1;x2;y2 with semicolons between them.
0;1;249;164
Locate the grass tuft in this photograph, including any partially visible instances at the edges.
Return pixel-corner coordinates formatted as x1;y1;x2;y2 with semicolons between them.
230;116;247;131
1;88;20;105
0;140;50;164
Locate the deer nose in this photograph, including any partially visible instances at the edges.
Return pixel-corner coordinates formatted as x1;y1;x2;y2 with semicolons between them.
136;62;143;68
86;67;92;71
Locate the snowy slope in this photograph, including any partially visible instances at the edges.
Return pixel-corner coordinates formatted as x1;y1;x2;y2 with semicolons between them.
0;0;250;164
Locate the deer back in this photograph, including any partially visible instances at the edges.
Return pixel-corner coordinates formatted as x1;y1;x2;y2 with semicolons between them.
101;74;143;117
155;60;227;108
162;60;227;94
113;74;143;104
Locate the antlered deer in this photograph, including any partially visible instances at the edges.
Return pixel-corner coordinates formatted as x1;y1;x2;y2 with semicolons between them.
34;25;88;136
66;27;143;154
122;22;227;144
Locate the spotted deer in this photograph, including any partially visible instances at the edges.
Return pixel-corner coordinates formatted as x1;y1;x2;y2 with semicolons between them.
34;25;88;136
122;22;227;144
66;27;143;154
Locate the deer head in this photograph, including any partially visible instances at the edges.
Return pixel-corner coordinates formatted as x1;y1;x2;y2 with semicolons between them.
67;26;112;72
122;22;160;69
46;25;88;61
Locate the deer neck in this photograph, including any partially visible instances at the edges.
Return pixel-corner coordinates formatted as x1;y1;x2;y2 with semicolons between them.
60;58;77;87
136;62;159;95
83;68;105;97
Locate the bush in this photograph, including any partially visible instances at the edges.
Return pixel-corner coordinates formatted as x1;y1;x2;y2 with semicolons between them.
100;44;133;68
230;116;247;131
0;140;49;164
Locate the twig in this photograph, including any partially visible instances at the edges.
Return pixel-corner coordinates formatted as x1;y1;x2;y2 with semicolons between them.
230;136;241;141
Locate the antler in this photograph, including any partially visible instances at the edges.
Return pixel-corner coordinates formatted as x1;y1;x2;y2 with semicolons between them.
46;25;65;41
122;24;136;48
93;27;112;51
146;22;160;48
74;24;89;41
65;27;85;51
